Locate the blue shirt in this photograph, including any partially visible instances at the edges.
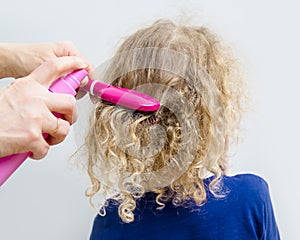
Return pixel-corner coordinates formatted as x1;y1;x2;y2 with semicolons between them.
90;174;280;240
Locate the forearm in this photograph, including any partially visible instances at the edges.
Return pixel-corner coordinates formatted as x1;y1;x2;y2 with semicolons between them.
0;42;92;80
0;43;16;79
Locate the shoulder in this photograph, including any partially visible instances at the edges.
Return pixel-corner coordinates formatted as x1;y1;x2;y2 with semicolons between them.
222;173;271;202
225;173;269;187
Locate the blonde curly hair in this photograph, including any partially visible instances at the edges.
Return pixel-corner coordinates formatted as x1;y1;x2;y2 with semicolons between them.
84;19;246;223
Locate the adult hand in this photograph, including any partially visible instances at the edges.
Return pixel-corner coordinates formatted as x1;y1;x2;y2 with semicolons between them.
0;56;89;159
0;41;93;78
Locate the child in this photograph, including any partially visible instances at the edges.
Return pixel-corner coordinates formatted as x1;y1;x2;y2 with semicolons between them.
84;20;280;239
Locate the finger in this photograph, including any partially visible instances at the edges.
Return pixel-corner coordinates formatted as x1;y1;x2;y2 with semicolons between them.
29;136;50;160
53;41;80;57
53;41;94;72
44;92;77;124
76;71;97;100
75;89;87;100
40;109;71;145
46;118;71;146
30;56;89;88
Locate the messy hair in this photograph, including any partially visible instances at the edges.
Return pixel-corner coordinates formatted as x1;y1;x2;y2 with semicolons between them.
84;20;246;223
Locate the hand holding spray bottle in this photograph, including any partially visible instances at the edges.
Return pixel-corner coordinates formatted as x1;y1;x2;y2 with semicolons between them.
0;69;160;186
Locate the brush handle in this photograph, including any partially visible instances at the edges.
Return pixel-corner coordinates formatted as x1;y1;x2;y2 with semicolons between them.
81;80;160;111
0;69;88;187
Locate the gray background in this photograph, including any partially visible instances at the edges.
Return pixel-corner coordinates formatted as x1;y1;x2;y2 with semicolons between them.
0;0;299;239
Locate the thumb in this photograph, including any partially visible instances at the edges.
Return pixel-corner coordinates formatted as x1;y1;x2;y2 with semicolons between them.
29;56;89;88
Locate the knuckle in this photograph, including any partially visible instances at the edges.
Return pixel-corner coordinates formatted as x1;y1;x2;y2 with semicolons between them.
26;129;41;143
33;144;50;160
43;60;58;73
27;131;49;160
57;41;77;55
40;144;50;156
26;109;45;126
30;111;43;123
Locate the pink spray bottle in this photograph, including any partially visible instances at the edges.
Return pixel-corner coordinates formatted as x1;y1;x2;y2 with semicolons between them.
0;69;160;186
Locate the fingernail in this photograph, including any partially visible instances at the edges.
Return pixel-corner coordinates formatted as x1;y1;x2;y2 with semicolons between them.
79;63;88;69
80;76;89;87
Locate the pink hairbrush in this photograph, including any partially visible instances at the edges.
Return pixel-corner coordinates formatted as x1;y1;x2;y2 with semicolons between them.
0;69;160;186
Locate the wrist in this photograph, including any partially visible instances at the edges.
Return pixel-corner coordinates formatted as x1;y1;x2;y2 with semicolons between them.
0;43;19;79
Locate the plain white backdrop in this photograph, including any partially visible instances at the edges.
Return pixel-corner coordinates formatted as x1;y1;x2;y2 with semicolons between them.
0;0;299;239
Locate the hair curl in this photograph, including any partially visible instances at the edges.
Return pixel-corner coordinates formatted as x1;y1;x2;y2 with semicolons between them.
84;19;246;223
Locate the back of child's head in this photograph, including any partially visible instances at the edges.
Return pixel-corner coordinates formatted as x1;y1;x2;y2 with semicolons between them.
85;19;245;223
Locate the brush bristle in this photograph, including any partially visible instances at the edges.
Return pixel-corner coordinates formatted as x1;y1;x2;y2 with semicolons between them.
133;111;158;125
100;100;158;125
